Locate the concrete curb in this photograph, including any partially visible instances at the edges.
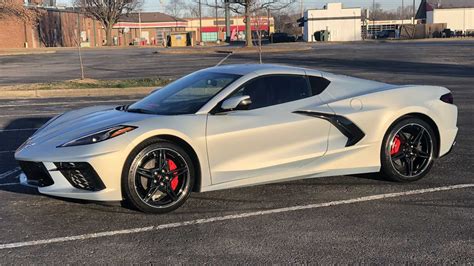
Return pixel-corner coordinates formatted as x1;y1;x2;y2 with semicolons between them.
159;46;312;55
0;51;57;57
0;87;155;99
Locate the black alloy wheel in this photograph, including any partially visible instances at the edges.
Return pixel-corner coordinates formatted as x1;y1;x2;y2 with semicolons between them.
123;139;194;213
380;117;437;182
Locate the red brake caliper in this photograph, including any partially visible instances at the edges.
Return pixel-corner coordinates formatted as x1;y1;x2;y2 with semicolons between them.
167;159;179;191
390;135;401;155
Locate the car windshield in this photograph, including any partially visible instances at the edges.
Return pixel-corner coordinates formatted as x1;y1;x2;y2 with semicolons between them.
126;71;241;115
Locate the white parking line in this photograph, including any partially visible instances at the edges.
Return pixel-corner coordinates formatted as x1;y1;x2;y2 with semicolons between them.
0;150;16;154
0;182;20;187
0;128;38;132
0;183;472;250
0;167;20;180
0;99;140;108
0;112;60;118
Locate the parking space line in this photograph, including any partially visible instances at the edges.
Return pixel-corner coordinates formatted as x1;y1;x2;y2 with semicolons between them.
0;128;38;132
0;99;140;108
0;151;16;154
0;182;19;187
0;112;60;118
0;167;20;180
0;183;472;250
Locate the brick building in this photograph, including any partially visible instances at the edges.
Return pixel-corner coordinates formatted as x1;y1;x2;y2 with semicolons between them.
113;12;187;46
38;9;104;47
0;0;38;48
0;5;187;48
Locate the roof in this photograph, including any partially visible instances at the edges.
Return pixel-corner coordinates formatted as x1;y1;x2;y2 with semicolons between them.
119;12;186;23
425;0;474;8
416;0;474;19
205;64;318;76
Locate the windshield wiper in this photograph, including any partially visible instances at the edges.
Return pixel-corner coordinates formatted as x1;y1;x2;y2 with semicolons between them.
126;108;156;114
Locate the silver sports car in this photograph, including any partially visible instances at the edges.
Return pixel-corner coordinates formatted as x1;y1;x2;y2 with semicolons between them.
16;64;457;213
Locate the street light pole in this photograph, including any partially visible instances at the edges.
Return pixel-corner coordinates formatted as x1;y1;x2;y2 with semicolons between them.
225;0;230;42
372;0;375;38
199;0;203;44
138;9;142;45
215;0;219;42
413;0;416;24
300;0;304;34
401;0;404;25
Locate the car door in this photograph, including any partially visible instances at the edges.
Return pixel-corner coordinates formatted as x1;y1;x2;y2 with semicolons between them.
206;74;333;185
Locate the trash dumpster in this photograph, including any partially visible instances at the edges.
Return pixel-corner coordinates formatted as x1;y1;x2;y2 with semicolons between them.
168;32;187;47
313;30;330;42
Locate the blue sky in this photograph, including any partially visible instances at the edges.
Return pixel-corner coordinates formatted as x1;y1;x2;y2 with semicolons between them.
56;0;421;12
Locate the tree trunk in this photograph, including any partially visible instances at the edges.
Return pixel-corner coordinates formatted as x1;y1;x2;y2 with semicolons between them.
105;25;113;46
245;3;252;47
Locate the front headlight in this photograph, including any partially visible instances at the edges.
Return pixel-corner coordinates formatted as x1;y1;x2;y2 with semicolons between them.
58;125;137;147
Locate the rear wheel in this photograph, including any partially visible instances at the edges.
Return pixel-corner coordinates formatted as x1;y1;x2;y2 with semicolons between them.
122;139;194;213
380;117;437;182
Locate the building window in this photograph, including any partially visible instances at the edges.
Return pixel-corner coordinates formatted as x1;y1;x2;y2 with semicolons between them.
202;32;218;42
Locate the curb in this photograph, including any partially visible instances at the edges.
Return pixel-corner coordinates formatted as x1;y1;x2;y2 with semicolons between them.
159;46;312;55
0;87;155;99
0;51;57;57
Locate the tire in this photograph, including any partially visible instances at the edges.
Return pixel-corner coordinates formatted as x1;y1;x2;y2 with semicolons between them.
380;117;437;182
122;138;195;214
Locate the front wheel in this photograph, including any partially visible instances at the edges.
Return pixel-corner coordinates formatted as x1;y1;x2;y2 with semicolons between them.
122;139;195;214
380;117;437;182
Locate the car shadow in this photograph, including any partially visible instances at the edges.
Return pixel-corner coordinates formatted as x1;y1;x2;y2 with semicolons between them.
0;117;51;195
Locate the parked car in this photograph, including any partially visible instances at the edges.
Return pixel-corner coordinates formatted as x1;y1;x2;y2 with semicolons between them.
270;32;297;43
375;30;396;39
16;64;458;213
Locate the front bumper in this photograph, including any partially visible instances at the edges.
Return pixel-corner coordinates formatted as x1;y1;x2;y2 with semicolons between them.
18;161;122;201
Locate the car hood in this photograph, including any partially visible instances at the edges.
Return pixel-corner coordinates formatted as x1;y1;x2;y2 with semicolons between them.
30;105;148;145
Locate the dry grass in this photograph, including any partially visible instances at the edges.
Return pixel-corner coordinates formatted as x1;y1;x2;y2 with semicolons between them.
0;77;173;91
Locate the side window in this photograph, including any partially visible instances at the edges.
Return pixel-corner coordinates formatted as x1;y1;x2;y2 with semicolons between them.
308;76;331;95
231;75;312;110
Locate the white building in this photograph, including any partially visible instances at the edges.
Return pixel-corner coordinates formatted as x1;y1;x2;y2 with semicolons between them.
416;0;474;33
304;3;362;42
427;8;474;32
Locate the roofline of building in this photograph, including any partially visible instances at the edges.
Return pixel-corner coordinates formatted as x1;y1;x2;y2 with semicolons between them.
183;15;273;20
430;6;474;10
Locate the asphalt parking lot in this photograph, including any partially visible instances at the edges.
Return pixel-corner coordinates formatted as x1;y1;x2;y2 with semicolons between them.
0;40;473;263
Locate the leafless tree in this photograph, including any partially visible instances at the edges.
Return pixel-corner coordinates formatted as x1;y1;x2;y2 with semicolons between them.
371;2;415;21
188;0;217;18
251;13;264;63
273;9;300;35
75;0;142;46
231;0;295;47
203;0;295;47
0;0;37;22
165;0;187;18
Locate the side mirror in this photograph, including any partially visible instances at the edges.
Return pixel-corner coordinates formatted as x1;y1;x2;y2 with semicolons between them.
221;95;252;111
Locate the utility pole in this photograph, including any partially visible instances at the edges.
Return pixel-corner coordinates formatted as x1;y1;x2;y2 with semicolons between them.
225;0;230;42
199;0;203;44
267;8;270;35
372;0;375;38
215;0;219;43
300;0;304;34
401;0;404;25
138;10;142;45
413;0;416;24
